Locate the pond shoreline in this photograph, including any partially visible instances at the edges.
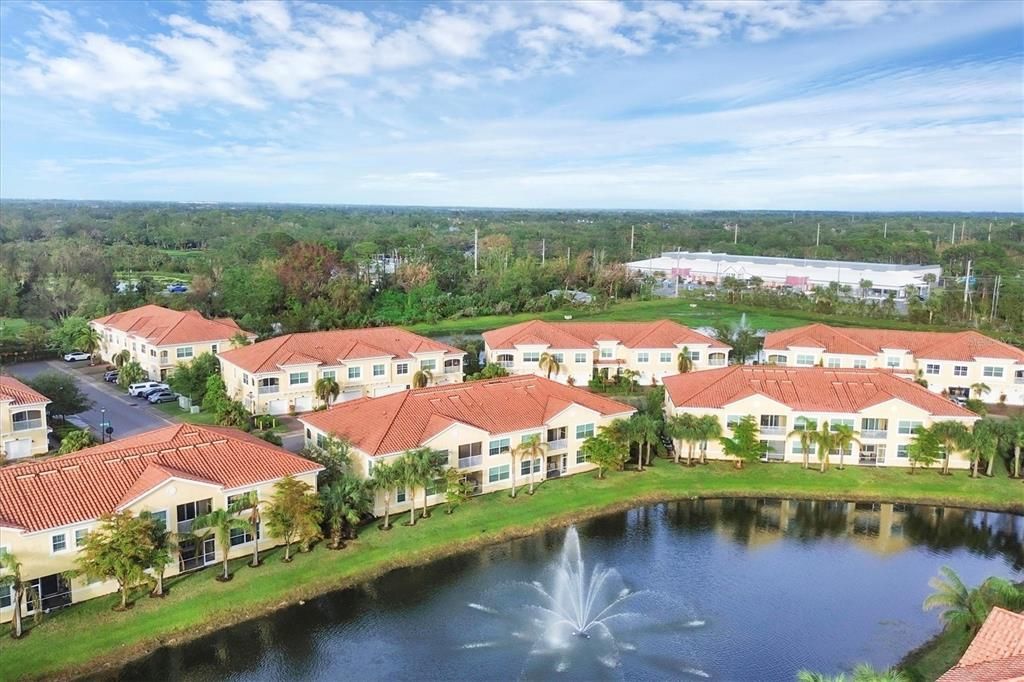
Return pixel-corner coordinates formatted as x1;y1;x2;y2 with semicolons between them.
9;464;1023;681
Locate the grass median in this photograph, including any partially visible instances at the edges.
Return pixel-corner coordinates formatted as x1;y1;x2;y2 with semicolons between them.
3;461;1022;680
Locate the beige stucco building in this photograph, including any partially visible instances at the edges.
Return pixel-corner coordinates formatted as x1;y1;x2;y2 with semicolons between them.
0;376;51;461
299;375;635;516
0;424;321;622
763;323;1024;406
482;319;731;386
92;304;254;381
664;365;978;469
218;327;465;416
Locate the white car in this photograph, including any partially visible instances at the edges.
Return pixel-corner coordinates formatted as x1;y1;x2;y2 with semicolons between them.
63;351;91;362
128;381;168;397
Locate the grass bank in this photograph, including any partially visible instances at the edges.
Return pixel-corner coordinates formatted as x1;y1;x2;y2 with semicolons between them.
899;624;975;682
3;462;1022;680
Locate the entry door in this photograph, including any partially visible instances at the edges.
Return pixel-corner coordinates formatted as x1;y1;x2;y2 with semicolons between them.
202;537;216;565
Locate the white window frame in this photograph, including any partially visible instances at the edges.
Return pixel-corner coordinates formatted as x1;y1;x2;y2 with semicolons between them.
953;365;968;377
289;371;309;386
176;346;194;360
637;352;649;363
599;347;613;359
396;363;409;375
796;354;815;366
321;370;336;380
925;364;940;375
574;352;587;363
898;421;923;435
420;359;437;371
373;364;386;377
51;532;68;554
983;366;1004;378
853;359;868;369
659;351;672;363
347;367;362;380
886;356;901;368
522;352;540;363
488;464;510;483
488;438;510;457
575;423;595;440
74;528;89;548
826;357;841;368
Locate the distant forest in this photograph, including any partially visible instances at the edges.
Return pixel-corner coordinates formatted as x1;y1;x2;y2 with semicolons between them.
1;201;1021;343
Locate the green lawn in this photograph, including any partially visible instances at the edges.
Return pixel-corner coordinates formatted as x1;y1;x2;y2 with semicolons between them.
2;462;1021;680
899;625;976;682
115;270;195;285
154;402;219;425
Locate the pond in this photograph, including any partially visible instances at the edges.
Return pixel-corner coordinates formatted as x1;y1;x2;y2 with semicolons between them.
110;499;1023;681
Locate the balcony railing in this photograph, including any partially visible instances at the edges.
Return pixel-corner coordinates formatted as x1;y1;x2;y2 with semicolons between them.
258;385;280;395
861;430;888;440
177;519;195;535
547;439;568;450
1015;377;1024;384
13;419;43;431
444;365;461;374
457;455;483;469
759;426;786;436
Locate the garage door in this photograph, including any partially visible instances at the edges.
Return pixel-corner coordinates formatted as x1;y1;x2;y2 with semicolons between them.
372;384;405;398
267;399;289;416
340;388;363;402
294;396;313;413
3;439;32;460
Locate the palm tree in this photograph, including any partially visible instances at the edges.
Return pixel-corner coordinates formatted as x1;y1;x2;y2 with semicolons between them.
923;565;1024;631
814;421;839;473
513;435;546;495
191;507;253;581
666;413;700;466
235;491;268;567
851;664;908;682
418;449;446;519
796;672;846;682
412;368;433;389
314;377;340;407
394;454;419;526
320;475;372;549
140;511;174;596
831;423;861;470
369;460;400;530
695;415;722;465
966;420;999;479
931;421;970;475
676;346;693;373
0;552;28;638
630;413;660;470
1003;416;1024;479
538;352;561;380
788;418;817;470
970;382;991;400
75;326;102;365
112;349;131;369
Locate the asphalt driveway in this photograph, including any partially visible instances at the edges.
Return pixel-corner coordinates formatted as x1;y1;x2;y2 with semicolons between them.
8;359;173;441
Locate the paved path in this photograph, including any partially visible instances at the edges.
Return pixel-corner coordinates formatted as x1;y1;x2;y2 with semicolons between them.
8;360;173;441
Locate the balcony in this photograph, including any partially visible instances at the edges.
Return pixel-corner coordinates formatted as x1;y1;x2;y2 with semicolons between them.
457;455;483;469
759;426;786;436
177;519;195;535
861;430;888;440
1015;377;1024;384
13;418;43;432
257;385;280;395
546;439;568;450
444;365;461;374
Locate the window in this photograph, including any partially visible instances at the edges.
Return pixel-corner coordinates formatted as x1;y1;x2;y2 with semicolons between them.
826;358;841;368
348;367;362;380
791;441;816;455
489;438;510;456
861;418;888;434
760;415;784;429
289;372;309;385
396;363;409;375
897;445;909;458
767;354;787;365
886;356;901;368
575;423;595;439
210;344;218;354
953;365;968;377
230;523;260;547
659;351;672;363
420;359;437;371
150;349;157;357
243;374;249;385
796;354;815;366
12;410;42;431
574;352;588;363
443;359;461;371
488;465;510;483
373;364;386;377
551;353;564;363
74;529;88;548
576;450;589;464
51;533;67;553
176;346;194;359
226;493;249;508
547;426;567;443
521;432;542;444
726;415;742;427
459;442;482;460
637;352;649;363
259;377;279;394
396;488;407;503
793;417;817;431
898;421;923;435
600;348;613;359
830;419;855;431
150;510;168;530
316;433;327;449
321;370;336;380
0;586;10;610
983;366;1004;378
688;350;701;361
521;458;541;476
522;352;540;363
853;359;868;369
925;364;940;375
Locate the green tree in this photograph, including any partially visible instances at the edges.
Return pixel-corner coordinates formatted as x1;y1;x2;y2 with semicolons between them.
73;511;156;611
116;361;147;389
907;426;941;474
233;490;269;567
695;415;722;465
676;346;693;373
314;377;340;407
582;432;626;478
538;351;561;380
319;475;372;549
966;420;999;479
469;363;509;381
57;428;95;454
1004;416;1024;479
0;552;28;638
831;422;861;471
970;382;991;400
442;467;473;514
304;436;352;486
924;566;1024;631
667;413;700;466
140;511;173;597
513;434;546;495
395;449;435;526
74;326;102;364
27;372;92;422
48;316;91;353
167;352;220;404
192;506;253;581
630;413;661;470
931;421;970;475
719;415;765;469
266;476;322;562
412;368;433;389
111;349;131;369
788;418;817;470
369;460;400;530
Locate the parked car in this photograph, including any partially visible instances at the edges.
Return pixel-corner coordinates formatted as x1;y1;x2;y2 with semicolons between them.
138;385;171;399
951;395;968;407
128;381;167;397
147;390;178;404
166;283;188;293
63;351;91;362
103;370;120;382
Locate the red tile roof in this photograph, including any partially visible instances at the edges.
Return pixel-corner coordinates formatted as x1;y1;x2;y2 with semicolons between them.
218;327;463;374
300;375;636;456
938;607;1024;682
0;424;321;532
0;375;50;406
93;304;248;347
483;319;730;351
663;365;976;417
764;323;1024;362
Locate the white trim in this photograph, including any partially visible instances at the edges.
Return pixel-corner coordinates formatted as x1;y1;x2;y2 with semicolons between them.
115;476;224;512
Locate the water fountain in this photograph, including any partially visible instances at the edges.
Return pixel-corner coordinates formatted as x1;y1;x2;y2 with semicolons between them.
465;527;706;679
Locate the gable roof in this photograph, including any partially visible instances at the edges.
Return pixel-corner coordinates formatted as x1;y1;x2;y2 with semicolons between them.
483;319;730;351
938;607;1024;682
0;375;50;406
663;365;976;417
92;305;247;347
300;375;636;457
0;424;321;533
218;327;463;374
764;323;1024;362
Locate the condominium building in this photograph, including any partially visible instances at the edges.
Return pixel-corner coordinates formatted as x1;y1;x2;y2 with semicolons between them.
92;304;254;381
482;319;731;386
218;328;465;415
763;323;1024;405
0;424;321;623
664;366;977;469
299;375;635;516
0;376;51;461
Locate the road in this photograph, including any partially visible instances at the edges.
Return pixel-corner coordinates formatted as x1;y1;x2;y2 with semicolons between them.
8;360;173;441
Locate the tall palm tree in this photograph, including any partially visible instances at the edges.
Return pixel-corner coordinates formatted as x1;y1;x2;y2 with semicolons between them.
676;346;693;373
630;413;660;470
788;418;817;470
418;449;446;519
235;491;269;567
1003;416;1024;479
923;565;1024;631
796;672;846;682
966;420;999;479
831;423;861;470
538;352;561;380
0;552;28;638
931;421;970;475
513;435;546;495
314;377;340;407
695;415;722;465
320;475;372;549
112;349;131;369
369;460;400;530
970;382;991;400
412;368;433;389
393;454;419;526
75;326;102;365
666;413;700;466
191;507;253;581
814;421;839;473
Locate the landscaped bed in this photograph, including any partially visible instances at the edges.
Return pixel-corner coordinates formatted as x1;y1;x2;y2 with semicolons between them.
2;461;1021;680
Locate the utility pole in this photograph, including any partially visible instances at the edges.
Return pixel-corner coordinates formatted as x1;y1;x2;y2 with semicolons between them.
630;225;635;256
473;228;478;276
988;222;992;242
960;221;965;243
541;238;546;265
950;223;956;245
816;223;821;248
883;222;887;239
733;223;738;245
962;259;972;311
990;274;1000;321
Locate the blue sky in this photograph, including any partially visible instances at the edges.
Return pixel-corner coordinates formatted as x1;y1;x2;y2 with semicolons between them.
0;0;1021;210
